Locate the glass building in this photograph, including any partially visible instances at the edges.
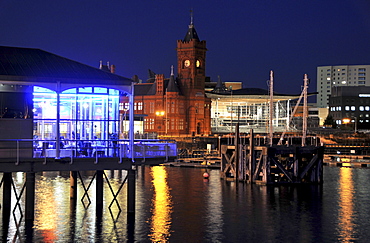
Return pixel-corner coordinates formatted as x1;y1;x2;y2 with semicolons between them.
33;86;120;141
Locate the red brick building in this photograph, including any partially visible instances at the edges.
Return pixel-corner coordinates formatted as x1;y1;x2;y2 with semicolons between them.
121;20;211;137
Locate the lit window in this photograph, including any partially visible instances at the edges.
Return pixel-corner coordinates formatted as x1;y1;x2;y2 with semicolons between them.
327;77;331;80
366;106;370;111
351;106;356;111
360;106;364;111
345;106;350;111
138;102;143;110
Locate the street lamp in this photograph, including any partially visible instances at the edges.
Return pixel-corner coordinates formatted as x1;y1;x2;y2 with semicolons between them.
342;117;357;133
155;111;165;135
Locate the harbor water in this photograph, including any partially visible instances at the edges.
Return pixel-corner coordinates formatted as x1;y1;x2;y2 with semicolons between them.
2;165;370;242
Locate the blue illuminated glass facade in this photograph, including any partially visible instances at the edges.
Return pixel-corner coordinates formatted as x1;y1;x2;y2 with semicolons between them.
33;86;120;141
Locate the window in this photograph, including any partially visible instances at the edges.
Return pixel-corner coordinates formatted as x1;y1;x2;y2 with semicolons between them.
179;119;184;130
138;102;143;111
345;106;350;111
359;81;366;85
351;106;356;111
359;68;366;72
360;106;364;111
149;102;154;113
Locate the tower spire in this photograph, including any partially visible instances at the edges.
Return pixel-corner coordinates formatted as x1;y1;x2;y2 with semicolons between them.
190;9;193;25
184;9;199;42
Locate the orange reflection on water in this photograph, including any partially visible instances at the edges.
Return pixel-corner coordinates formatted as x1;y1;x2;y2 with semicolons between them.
338;168;356;242
34;178;58;242
149;166;173;242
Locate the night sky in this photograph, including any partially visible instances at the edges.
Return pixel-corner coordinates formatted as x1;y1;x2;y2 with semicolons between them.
1;0;370;95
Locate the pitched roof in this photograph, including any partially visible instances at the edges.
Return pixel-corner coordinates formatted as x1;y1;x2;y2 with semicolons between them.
183;23;200;42
166;75;180;93
0;46;132;86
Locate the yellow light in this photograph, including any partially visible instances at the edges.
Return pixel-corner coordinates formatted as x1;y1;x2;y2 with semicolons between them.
155;111;165;116
342;118;351;124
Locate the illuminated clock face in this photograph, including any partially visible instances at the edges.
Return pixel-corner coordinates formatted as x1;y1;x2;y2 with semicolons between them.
196;60;200;67
184;60;190;67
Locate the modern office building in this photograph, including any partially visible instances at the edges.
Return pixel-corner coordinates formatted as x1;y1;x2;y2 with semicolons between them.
317;65;370;108
206;87;315;134
329;86;370;129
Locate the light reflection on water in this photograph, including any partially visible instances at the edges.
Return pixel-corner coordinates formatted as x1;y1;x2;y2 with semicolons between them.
337;168;356;242
1;166;370;242
148;166;172;242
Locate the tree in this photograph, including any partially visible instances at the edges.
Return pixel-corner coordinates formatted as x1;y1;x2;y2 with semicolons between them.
323;114;337;128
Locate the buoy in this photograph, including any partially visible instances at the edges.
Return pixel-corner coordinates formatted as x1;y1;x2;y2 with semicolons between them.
203;172;209;179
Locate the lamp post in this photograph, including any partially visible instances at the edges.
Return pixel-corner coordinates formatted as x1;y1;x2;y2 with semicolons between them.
155;111;165;135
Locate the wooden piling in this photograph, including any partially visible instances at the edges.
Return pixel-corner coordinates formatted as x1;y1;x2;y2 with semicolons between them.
96;170;104;217
2;172;12;227
70;171;77;210
127;168;136;215
25;172;36;224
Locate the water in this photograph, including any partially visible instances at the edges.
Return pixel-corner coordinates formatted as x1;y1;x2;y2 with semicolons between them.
2;166;370;242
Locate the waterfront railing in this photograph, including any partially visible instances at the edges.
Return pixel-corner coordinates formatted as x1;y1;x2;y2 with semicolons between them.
0;139;177;161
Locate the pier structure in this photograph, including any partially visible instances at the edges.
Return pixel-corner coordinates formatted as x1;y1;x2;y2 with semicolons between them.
220;73;324;184
220;131;324;184
0;46;178;240
0;139;176;241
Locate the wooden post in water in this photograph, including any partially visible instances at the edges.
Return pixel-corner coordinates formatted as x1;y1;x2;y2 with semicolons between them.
249;130;254;183
235;123;239;182
96;170;104;217
127;167;136;215
2;173;12;225
25;172;36;224
70;171;77;210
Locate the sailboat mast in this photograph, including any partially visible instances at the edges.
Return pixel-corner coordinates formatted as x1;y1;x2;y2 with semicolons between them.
269;70;274;146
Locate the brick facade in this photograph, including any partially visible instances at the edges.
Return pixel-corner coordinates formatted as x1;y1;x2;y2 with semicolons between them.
121;21;211;137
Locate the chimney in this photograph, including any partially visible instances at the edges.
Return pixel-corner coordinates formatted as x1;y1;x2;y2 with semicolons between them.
110;64;116;74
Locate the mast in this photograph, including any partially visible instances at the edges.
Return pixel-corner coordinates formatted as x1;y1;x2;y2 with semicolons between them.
269;70;274;146
301;74;309;146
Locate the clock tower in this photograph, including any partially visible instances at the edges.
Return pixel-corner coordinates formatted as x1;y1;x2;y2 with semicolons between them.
177;17;207;97
176;16;211;135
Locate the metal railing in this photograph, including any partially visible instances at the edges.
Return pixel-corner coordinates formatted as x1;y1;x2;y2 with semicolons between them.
0;139;177;164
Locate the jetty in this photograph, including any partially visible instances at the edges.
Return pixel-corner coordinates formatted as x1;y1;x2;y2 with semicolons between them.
220;72;324;184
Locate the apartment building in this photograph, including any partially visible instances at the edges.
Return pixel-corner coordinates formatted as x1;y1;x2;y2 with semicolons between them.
317;65;370;108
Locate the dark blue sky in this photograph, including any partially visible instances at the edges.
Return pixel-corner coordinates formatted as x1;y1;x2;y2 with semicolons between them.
1;0;370;94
